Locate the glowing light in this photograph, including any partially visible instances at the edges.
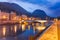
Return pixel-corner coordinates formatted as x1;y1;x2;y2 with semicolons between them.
36;20;47;22
19;21;22;23
36;27;46;31
3;26;6;36
2;15;7;19
19;18;22;21
14;25;17;33
25;17;27;20
13;17;17;20
29;18;31;20
28;25;30;30
22;24;26;31
24;21;28;25
36;23;40;26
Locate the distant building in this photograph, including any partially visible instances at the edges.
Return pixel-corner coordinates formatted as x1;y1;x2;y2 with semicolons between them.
0;10;17;21
0;10;9;20
21;15;27;20
10;11;17;20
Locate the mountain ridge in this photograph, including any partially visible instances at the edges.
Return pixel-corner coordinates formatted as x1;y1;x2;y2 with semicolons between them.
0;2;58;19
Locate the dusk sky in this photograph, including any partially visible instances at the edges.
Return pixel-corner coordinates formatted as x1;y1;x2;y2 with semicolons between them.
0;0;60;17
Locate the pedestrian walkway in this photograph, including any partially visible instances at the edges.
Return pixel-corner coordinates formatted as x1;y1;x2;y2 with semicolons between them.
38;20;60;40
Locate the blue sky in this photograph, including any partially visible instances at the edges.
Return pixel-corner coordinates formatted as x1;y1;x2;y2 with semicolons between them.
0;0;60;17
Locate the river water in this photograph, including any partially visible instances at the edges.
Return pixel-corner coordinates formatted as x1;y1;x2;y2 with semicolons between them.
0;22;52;40
0;23;38;40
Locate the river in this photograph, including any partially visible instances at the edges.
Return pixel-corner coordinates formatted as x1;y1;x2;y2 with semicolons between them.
0;22;52;40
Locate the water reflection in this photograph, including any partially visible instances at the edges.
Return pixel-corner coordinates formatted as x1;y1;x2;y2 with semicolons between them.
28;25;30;30
0;21;51;40
0;23;46;37
3;26;6;37
14;25;17;33
22;24;26;31
0;24;20;37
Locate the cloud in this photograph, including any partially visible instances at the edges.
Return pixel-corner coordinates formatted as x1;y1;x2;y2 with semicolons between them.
47;0;59;3
12;1;52;13
0;0;8;2
12;0;60;17
49;2;60;17
17;0;60;6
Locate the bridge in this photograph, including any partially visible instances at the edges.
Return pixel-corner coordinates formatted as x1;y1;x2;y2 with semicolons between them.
0;20;53;31
0;19;54;38
31;19;60;40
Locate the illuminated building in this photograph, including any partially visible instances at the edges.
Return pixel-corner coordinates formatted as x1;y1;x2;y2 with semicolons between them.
21;15;28;20
10;11;17;21
0;10;9;20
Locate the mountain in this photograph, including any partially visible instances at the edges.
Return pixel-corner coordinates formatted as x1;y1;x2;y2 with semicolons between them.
0;2;31;17
57;16;60;20
0;2;58;19
32;9;50;19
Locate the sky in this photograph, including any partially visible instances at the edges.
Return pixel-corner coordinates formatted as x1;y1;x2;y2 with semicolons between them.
0;0;60;17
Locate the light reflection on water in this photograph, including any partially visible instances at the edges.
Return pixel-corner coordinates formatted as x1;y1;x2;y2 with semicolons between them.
3;26;6;37
0;24;24;40
0;24;21;37
14;25;17;33
0;22;49;40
